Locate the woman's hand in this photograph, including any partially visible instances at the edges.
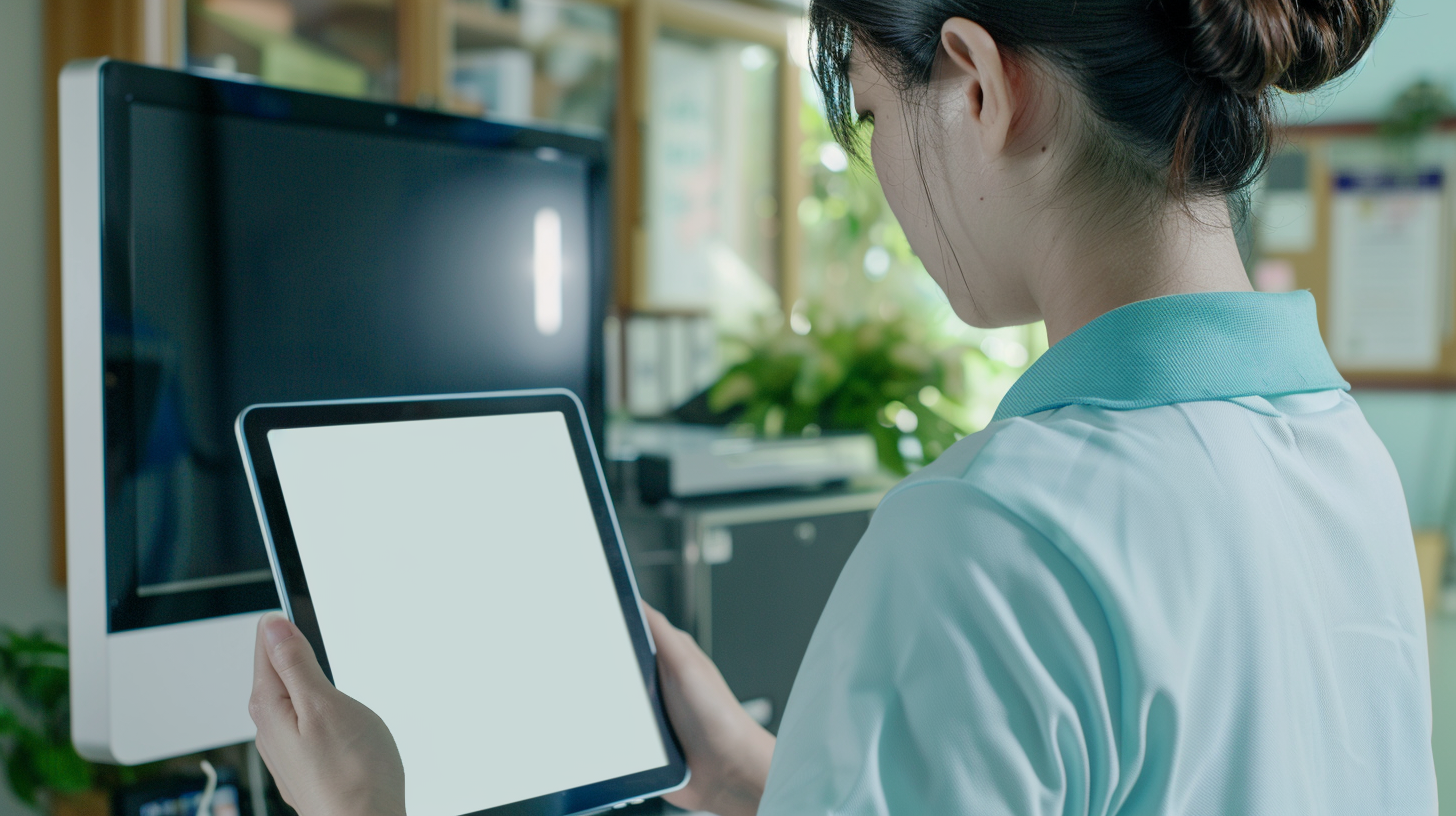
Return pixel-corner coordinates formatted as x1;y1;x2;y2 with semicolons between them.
644;604;775;816
250;612;407;816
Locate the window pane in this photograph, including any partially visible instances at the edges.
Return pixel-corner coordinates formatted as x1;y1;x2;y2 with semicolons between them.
645;32;781;311
188;0;399;101
452;0;620;133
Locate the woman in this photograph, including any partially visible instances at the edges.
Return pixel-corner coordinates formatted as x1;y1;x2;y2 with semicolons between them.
250;0;1435;813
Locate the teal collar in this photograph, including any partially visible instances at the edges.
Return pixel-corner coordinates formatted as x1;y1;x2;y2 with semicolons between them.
992;291;1349;422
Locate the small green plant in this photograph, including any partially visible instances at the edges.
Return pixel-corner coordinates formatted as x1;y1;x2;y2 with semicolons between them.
1381;79;1453;142
0;628;91;808
0;628;154;810
708;311;972;475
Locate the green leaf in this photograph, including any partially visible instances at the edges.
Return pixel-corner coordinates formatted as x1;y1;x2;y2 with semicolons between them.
2;630;67;661
18;665;69;714
6;740;42;806
871;426;907;476
33;743;93;795
708;372;757;412
0;705;21;736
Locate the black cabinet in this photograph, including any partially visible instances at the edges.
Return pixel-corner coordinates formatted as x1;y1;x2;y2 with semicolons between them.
613;481;884;734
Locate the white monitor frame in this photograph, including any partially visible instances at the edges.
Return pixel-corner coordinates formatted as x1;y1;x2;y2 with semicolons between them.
62;59;266;765
60;56;610;765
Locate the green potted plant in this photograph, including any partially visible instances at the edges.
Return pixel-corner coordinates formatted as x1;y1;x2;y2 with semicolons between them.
708;309;973;475
0;628;153;816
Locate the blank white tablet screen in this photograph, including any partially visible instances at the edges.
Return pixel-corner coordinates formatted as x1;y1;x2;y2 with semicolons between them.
267;411;668;816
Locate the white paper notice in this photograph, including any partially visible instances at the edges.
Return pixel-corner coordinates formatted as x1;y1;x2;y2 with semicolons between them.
1329;170;1446;370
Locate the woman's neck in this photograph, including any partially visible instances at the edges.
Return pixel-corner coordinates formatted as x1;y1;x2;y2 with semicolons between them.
1031;200;1254;345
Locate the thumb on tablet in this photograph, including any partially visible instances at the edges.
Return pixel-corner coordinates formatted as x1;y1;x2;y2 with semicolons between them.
250;612;407;816
261;612;331;701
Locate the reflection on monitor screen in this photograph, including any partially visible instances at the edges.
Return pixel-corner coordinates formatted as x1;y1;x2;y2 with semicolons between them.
111;96;600;630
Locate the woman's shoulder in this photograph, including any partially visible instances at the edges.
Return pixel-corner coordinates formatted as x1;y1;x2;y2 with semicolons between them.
894;397;1297;523
867;406;1188;582
885;408;1115;507
860;419;1078;583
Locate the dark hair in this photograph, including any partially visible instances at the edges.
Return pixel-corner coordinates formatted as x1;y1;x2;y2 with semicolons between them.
809;0;1391;200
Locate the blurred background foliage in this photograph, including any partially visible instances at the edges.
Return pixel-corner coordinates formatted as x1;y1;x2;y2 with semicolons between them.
0;629;159;810
711;97;1046;472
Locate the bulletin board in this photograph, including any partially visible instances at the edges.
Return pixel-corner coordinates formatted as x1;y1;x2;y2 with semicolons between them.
1258;120;1456;388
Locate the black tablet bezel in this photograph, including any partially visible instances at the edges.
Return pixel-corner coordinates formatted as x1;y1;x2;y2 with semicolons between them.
236;389;688;816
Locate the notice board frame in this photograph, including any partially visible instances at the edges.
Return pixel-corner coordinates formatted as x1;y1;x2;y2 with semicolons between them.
1264;119;1456;389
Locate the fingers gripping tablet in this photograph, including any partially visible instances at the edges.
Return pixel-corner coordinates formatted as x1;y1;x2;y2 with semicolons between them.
236;390;688;816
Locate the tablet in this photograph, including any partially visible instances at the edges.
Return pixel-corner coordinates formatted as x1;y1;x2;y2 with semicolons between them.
235;390;688;816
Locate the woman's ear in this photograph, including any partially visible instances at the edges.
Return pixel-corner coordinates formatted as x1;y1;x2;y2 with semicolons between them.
939;18;1014;159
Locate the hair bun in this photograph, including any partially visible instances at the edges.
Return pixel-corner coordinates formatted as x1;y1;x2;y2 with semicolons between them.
1184;0;1392;97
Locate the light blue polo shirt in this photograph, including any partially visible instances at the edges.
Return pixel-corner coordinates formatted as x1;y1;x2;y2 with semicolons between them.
758;292;1437;815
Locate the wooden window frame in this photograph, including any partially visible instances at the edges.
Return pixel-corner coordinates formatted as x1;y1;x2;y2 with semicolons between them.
617;0;802;313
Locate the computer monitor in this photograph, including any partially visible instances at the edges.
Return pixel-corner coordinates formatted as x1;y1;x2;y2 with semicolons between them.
61;60;611;764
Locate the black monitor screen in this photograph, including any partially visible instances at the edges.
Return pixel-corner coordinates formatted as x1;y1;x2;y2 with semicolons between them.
101;65;608;631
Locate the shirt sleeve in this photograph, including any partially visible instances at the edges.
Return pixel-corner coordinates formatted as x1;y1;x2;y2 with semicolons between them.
755;478;1129;816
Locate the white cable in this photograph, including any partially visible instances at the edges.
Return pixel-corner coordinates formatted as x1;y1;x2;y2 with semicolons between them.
196;760;218;816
